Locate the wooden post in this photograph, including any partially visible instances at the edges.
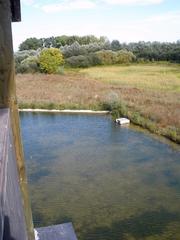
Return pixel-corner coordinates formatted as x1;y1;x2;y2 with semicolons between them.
0;0;35;239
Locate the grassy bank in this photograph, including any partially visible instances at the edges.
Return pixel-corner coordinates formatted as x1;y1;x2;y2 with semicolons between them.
16;63;180;143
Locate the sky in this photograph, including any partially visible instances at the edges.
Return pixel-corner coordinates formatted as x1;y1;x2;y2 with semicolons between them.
12;0;180;50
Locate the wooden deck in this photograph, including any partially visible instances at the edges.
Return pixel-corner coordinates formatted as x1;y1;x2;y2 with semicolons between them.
35;223;78;240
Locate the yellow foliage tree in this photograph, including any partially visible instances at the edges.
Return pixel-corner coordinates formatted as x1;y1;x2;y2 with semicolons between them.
39;48;64;74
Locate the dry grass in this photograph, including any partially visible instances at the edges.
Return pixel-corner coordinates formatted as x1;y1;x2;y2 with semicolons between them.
16;72;108;107
16;63;180;142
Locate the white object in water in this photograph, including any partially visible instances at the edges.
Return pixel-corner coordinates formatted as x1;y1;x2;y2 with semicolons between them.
34;229;39;240
116;118;130;125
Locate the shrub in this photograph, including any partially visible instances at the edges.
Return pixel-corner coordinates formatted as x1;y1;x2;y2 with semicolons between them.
66;55;91;68
14;50;38;63
61;42;87;58
39;48;64;74
15;50;39;72
85;42;106;53
116;50;136;64
66;52;103;68
166;127;178;142
61;41;111;59
16;56;39;73
95;50;117;65
88;53;102;66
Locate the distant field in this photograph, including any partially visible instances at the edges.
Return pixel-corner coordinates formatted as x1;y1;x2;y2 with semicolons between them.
80;64;180;92
16;63;180;142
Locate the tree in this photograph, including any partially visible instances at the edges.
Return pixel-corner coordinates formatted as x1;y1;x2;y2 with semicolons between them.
42;37;56;48
39;48;64;74
19;38;43;50
111;40;121;51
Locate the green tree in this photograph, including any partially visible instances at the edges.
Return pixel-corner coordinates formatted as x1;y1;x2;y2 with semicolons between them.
39;48;64;74
19;38;43;50
111;40;121;51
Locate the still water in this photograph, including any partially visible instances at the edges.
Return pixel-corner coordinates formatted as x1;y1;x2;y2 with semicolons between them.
20;112;180;240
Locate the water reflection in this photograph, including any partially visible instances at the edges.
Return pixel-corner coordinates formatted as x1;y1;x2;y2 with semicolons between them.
20;112;180;240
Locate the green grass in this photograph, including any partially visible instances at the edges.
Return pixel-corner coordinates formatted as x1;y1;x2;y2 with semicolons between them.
80;63;180;92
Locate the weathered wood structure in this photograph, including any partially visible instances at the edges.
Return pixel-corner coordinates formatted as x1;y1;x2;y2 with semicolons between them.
0;0;34;239
10;0;21;22
0;1;78;239
0;109;29;239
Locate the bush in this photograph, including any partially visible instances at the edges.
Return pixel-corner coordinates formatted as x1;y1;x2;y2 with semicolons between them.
61;42;87;58
88;53;102;66
15;50;39;72
61;41;111;59
95;50;117;65
65;49;136;68
39;48;64;74
85;42;107;53
16;56;39;73
15;50;38;63
66;53;102;68
116;50;136;64
66;55;91;68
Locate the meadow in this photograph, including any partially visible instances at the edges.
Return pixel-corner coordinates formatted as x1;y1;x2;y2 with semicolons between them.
16;63;180;143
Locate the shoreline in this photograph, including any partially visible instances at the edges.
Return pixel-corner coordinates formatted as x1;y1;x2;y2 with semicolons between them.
18;108;179;145
19;109;110;114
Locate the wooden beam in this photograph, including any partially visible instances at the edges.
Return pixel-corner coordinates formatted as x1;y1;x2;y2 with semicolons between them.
0;0;16;107
0;1;35;239
10;0;21;22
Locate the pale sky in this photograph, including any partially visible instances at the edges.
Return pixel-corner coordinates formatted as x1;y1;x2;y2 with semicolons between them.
12;0;180;50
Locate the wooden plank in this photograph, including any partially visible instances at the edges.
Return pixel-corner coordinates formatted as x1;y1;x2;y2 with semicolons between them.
0;109;28;240
36;223;78;240
0;109;9;240
4;109;28;240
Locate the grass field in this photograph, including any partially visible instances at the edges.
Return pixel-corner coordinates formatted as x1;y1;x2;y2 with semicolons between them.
80;64;180;92
16;63;180;143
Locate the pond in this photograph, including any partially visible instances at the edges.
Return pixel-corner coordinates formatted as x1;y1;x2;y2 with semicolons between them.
20;112;180;240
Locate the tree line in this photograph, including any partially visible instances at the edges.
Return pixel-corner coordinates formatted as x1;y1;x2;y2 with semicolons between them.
15;35;180;73
19;35;180;62
19;35;108;50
